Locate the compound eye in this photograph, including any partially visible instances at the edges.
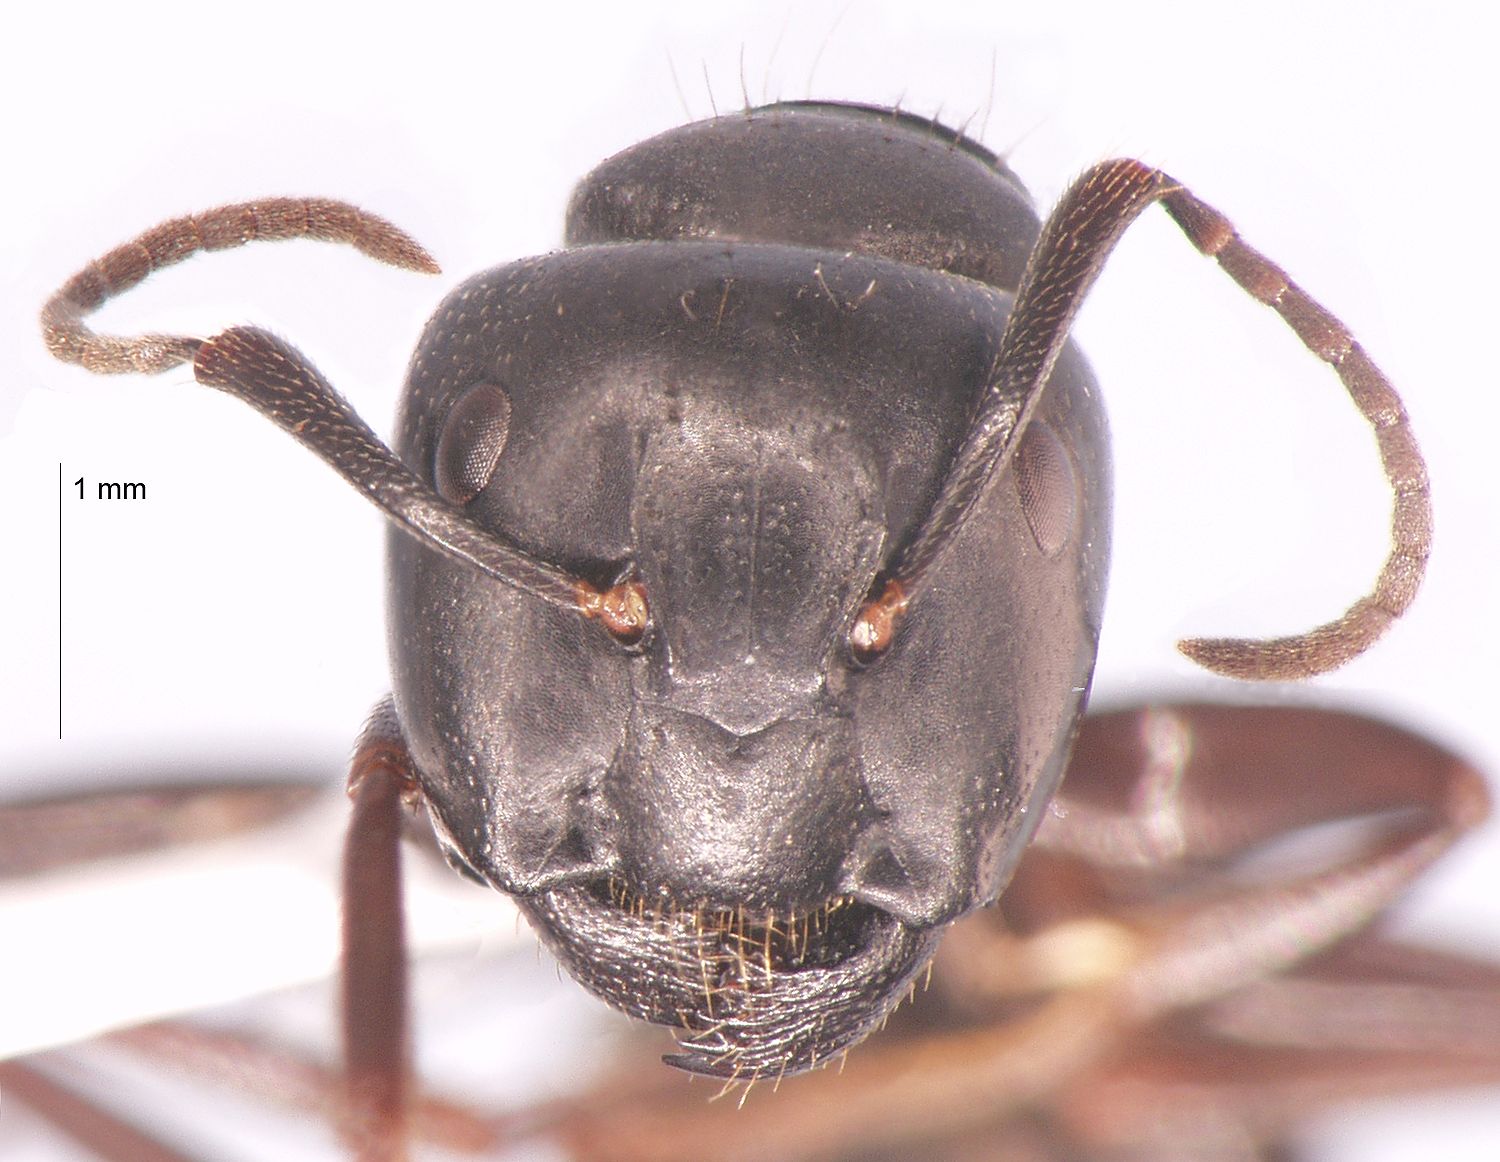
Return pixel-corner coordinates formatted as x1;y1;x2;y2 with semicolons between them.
434;381;512;505
1012;420;1076;559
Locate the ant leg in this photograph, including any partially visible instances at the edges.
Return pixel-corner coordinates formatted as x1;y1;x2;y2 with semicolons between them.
341;699;421;1162
1028;704;1487;1012
110;1021;506;1155
1;780;333;1061
4;1008;509;1161
1054;935;1500;1156
1037;704;1485;882
0;782;315;878
0;1060;198;1162
0;780;312;1161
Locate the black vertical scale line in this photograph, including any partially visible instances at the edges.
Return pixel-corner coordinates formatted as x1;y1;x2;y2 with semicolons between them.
58;461;63;740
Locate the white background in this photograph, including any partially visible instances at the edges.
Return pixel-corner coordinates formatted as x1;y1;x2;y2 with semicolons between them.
2;1;1497;1158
